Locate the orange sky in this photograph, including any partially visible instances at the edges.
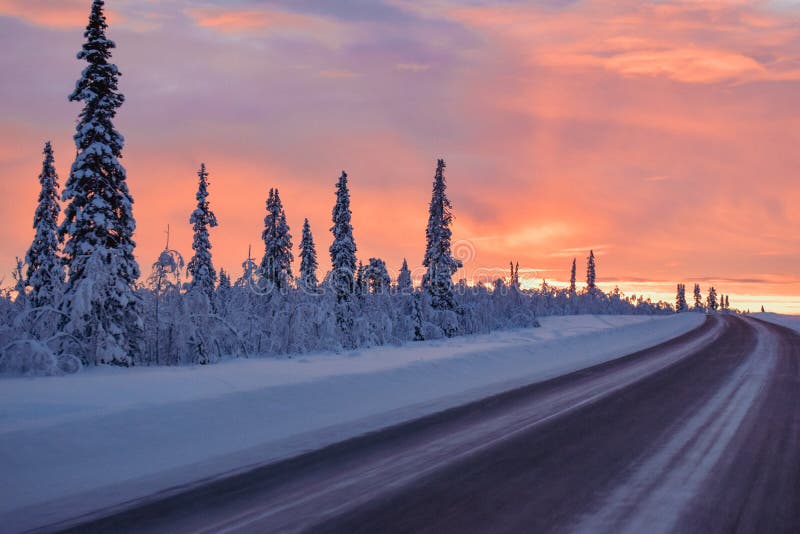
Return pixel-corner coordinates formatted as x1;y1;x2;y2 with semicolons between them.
1;0;799;313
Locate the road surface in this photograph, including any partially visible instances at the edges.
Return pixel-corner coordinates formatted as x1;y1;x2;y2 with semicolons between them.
54;315;800;533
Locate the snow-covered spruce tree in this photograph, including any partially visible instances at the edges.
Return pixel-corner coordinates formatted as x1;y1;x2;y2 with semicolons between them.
412;291;425;341
675;283;687;312
365;258;391;294
59;0;142;366
216;268;232;314
328;171;358;347
186;163;218;301
299;218;318;291
25;141;64;310
693;283;703;311
586;250;597;293
260;188;293;291
355;261;367;297
329;171;357;299
397;258;412;293
422;159;462;314
706;286;718;311
569;258;577;294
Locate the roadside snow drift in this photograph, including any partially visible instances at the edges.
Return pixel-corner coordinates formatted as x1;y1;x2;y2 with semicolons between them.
0;313;703;531
754;312;800;333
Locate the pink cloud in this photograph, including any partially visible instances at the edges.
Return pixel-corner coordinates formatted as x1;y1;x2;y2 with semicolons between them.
448;0;800;84
0;0;119;29
184;5;343;41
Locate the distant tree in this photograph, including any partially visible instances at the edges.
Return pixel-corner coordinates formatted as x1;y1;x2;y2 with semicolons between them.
147;226;184;298
586;250;597;293
509;261;520;290
422;159;462;311
707;286;718;311
675;283;687;312
365;258;391;294
761;305;765;313
218;268;231;290
693;283;703;311
725;295;730;310
569;258;577;294
355;260;367;296
25;141;63;309
186;163;218;300
59;0;142;366
12;257;27;310
329;171;357;299
260;188;293;291
146;226;184;365
236;245;259;289
216;268;232;311
298;218;318;291
412;292;425;341
397;258;412;293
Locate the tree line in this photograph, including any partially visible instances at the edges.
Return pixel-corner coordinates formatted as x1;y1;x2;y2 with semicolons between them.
0;0;677;375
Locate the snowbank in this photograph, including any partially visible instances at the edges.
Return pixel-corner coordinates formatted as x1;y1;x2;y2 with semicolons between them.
0;314;703;530
753;312;800;333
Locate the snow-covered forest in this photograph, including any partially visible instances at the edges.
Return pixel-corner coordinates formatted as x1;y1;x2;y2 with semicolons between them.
0;0;679;376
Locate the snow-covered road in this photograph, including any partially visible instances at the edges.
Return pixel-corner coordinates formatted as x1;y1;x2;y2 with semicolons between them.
0;314;702;531
52;315;800;533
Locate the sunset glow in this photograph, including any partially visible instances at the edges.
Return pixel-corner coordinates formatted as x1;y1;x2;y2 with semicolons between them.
1;0;799;312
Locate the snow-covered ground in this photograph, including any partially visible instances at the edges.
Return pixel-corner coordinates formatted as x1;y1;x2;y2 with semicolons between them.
0;313;703;531
754;312;800;333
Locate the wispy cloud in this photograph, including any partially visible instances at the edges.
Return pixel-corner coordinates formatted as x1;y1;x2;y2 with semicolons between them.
185;4;345;44
549;246;611;258
396;62;431;72
319;69;359;78
447;0;800;85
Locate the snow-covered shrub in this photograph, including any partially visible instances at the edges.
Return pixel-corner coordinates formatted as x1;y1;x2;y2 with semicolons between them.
0;339;81;376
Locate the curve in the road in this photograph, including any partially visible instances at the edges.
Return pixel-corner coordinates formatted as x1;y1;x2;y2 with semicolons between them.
51;315;799;534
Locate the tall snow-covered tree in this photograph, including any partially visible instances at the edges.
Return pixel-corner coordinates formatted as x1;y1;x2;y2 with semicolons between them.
186;163;218;299
299;218;318;291
675;283;687;312
59;0;142;366
707;286;718;311
586;250;597;293
25;141;63;309
329;171;357;299
261;188;293;290
397;258;412;293
422;159;462;310
693;283;703;310
569;258;577;294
